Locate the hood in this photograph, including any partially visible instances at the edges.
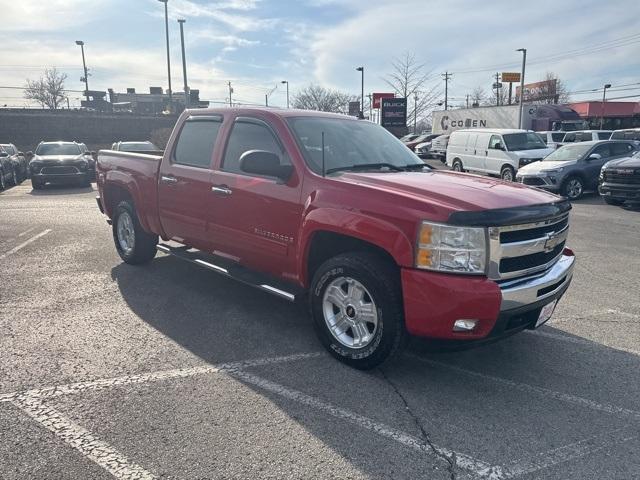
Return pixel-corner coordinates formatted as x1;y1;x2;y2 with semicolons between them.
334;170;559;212
31;154;87;164
415;142;432;149
510;147;554;158
603;155;640;170
519;160;575;174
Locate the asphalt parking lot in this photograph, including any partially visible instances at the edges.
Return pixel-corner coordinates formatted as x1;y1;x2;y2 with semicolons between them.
1;179;639;480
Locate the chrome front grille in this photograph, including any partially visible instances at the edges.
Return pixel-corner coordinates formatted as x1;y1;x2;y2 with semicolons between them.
488;213;569;281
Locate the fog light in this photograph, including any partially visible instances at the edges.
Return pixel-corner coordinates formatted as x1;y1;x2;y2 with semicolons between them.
453;319;478;332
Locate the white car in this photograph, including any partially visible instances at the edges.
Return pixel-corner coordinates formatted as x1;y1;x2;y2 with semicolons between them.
430;134;449;162
537;131;567;149
446;128;553;181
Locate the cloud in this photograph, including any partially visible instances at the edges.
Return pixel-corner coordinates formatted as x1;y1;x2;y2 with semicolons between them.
165;0;278;31
189;29;260;48
0;0;108;31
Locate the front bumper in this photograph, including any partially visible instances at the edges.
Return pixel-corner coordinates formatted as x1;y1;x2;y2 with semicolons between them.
401;251;575;341
31;172;89;184
599;182;640;201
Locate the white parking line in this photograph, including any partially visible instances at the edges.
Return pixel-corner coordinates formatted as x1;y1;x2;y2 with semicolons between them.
501;427;637;478
409;354;640;421
0;229;51;260
225;367;505;479
11;396;156;480
18;226;37;238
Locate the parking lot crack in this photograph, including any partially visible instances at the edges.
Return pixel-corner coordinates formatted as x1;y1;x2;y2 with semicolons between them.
380;368;457;480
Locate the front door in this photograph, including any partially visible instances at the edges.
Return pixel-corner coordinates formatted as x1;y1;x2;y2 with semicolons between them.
157;115;222;251
486;134;506;174
209;116;303;279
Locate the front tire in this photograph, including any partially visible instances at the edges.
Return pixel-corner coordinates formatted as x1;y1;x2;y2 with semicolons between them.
310;252;407;370
31;178;44;190
112;200;158;265
452;159;463;172
500;165;515;182
562;176;584;200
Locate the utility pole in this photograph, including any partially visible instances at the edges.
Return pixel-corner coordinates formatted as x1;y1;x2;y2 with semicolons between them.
466;94;469;108
495;72;501;106
356;66;364;119
228;81;233;107
178;19;189;108
600;83;612;129
442;72;452;110
265;94;268;107
413;92;418;133
367;93;372;120
281;80;289;108
516;48;527;128
158;0;172;111
75;41;89;103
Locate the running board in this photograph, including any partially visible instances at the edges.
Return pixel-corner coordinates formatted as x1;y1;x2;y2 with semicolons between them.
156;243;301;302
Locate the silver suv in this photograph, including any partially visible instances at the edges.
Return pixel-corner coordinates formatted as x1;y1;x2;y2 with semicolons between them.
515;140;638;200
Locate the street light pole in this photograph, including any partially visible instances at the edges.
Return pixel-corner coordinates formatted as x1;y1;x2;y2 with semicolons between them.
516;48;527;129
178;19;189;108
158;0;172;111
281;80;289;108
356;66;364;119
75;41;89;103
600;83;612;129
414;92;418;134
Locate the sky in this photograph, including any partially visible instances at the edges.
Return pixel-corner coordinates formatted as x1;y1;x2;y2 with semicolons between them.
1;0;639;110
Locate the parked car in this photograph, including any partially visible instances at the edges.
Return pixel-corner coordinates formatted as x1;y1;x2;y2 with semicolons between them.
0;146;18;190
537;131;567;149
430;134;449;162
610;128;640;144
29;141;94;189
0;143;28;182
76;142;97;180
97;107;575;370
599;149;640;205
516;140;638;200
399;133;419;144
446;129;553;181
405;133;440;152
560;130;612;144
110;141;162;154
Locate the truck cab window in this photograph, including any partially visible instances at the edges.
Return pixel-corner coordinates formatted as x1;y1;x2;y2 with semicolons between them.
222;121;288;174
173;120;221;168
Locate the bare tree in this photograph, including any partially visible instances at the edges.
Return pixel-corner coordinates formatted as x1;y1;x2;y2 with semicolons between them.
383;51;441;131
292;84;355;114
470;86;487;107
543;71;570;104
24;68;68;109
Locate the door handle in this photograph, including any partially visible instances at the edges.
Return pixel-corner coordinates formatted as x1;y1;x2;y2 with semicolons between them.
211;185;232;195
160;175;178;185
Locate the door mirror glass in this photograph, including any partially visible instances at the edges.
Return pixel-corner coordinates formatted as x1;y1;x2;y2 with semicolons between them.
240;150;292;181
587;153;602;161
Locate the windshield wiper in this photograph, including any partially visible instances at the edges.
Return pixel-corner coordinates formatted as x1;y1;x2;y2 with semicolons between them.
326;163;405;174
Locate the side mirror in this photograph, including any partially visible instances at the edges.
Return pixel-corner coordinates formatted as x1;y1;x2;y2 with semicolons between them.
18;151;25;157
587;153;602;161
89;151;96;156
493;142;504;151
240;150;292;181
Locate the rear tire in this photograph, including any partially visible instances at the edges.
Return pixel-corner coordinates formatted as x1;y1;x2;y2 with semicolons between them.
31;178;43;190
452;159;463;172
309;252;407;370
0;171;5;191
112;200;158;265
603;197;624;206
500;165;515;182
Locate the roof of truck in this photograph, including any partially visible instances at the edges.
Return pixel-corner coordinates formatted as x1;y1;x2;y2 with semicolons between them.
186;106;359;121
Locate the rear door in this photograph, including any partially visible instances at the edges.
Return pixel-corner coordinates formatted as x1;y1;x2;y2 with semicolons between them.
583;143;613;188
463;132;480;171
209;116;303;278
485;134;505;174
157;115;222;251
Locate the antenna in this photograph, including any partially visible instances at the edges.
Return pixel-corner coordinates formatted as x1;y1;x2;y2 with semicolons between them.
321;131;326;177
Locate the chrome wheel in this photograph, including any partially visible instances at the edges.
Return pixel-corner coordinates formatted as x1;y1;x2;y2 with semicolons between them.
322;276;378;349
116;211;135;255
501;168;514;182
565;178;583;199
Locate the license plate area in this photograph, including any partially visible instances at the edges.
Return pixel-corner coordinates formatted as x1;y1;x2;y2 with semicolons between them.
535;299;558;328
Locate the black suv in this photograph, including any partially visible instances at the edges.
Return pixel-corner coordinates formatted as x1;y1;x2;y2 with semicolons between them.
29;141;94;189
599;149;640;205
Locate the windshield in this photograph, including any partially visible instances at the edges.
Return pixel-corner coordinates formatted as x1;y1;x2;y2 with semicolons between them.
120;142;158;152
1;145;16;154
502;132;547;150
543;143;592;161
287;117;423;174
35;143;81;156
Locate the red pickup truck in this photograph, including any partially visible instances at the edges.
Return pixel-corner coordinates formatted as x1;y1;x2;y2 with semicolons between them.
96;107;575;369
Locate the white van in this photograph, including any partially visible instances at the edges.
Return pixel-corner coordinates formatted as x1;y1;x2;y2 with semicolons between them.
445;129;554;181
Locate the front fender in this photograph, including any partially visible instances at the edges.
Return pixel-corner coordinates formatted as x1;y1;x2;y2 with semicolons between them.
102;170;153;232
296;207;415;286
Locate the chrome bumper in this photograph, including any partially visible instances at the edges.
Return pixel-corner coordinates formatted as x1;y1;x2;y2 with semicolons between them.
499;253;575;311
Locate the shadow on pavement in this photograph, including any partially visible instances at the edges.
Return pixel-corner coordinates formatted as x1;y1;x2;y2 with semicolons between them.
28;183;95;195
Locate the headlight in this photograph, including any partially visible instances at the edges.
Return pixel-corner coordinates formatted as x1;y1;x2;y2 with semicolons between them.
541;168;563;175
29;162;42;172
416;221;487;274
